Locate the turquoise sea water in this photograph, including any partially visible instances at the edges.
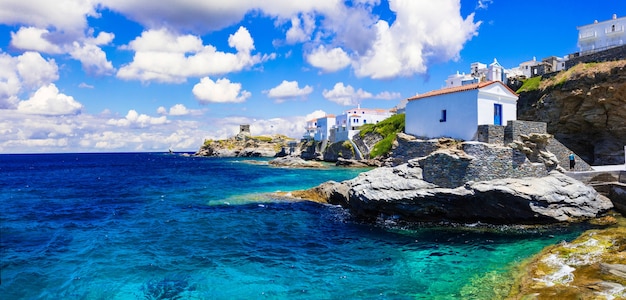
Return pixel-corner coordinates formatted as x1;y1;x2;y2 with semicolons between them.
1;153;586;299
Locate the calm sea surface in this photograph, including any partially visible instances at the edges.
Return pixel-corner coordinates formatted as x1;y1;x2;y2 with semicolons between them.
0;153;585;299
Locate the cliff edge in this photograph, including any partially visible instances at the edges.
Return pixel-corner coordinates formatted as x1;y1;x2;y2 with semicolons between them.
517;60;626;165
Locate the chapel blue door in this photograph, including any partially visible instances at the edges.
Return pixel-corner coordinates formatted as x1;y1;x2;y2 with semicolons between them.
494;104;502;125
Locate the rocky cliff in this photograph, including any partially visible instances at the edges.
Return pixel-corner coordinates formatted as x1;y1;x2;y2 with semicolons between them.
195;134;296;157
517;60;626;165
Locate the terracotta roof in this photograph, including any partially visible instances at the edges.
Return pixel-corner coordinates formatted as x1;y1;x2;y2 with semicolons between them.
407;81;518;101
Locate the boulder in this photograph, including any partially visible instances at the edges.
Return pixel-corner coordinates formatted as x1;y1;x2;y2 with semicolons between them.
269;156;326;168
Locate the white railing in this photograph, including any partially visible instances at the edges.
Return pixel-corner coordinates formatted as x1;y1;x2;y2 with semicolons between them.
579;31;597;40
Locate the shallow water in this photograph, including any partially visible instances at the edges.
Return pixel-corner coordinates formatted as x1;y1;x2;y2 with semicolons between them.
0;153;584;299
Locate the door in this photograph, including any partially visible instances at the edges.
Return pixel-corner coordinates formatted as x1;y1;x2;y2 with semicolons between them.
494;104;502;125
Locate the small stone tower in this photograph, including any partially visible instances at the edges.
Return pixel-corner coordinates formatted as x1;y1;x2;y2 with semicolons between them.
236;124;251;140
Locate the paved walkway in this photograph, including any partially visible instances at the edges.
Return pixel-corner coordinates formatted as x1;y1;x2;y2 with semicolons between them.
591;164;626;171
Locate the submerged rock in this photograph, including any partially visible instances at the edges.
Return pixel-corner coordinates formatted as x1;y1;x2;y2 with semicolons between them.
268;156;326;168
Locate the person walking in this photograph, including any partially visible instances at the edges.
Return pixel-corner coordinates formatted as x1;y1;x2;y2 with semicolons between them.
569;153;575;170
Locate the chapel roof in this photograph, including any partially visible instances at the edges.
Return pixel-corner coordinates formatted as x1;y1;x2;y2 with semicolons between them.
407;81;518;101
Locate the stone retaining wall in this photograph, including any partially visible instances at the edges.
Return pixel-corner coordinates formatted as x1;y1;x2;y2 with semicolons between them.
565;45;626;69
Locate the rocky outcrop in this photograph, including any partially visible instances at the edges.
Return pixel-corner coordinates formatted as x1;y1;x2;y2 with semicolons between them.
268;156;326;168
195;135;296;157
512;217;626;299
517;60;626;165
294;141;613;225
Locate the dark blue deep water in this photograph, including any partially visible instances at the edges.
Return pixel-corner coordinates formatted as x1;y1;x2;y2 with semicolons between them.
0;153;584;299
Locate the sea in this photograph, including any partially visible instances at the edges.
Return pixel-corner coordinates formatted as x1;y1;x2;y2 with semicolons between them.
0;153;588;299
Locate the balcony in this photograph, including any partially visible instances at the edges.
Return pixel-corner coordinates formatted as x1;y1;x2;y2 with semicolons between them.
606;25;625;35
579;31;597;40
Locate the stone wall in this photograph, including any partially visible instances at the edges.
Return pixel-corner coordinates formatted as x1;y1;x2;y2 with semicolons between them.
477;125;505;144
565;44;626;69
504;120;547;144
387;133;440;166
417;142;549;188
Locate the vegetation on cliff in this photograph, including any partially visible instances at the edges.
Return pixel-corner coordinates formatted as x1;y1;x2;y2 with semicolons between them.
516;60;626;165
359;113;405;158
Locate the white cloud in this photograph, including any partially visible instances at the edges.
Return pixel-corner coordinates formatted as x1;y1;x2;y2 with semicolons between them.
17;84;83;115
305;110;327;121
0;51;59;109
0;0;97;37
159;103;202;116
107;109;168;128
10;27;63;53
104;0;339;33
373;91;401;100
16;52;59;89
286;13;316;44
69;42;116;76
117;27;270;83
265;80;313;103
306;45;351;73
192;77;251;104
322;82;372;106
477;0;494;9
352;1;480;79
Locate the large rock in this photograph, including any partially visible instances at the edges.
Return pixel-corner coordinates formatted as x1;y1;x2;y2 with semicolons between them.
298;142;613;225
195;135;294;157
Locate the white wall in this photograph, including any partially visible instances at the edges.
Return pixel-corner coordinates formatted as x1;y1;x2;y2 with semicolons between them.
406;89;479;141
476;85;518;126
578;15;626;53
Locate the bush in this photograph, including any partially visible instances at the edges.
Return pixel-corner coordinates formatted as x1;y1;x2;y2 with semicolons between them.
516;76;541;93
359;113;405;158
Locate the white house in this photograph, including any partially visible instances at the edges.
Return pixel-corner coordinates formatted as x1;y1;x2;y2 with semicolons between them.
405;81;518;141
303;114;336;141
517;57;542;78
445;58;508;88
332;106;393;142
577;14;626;54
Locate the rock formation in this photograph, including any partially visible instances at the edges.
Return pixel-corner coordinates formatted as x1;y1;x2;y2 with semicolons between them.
268;156;326;168
195;135;296;157
293;140;613;225
517;60;626;165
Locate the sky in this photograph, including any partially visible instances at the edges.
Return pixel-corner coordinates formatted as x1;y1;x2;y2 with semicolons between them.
0;0;624;153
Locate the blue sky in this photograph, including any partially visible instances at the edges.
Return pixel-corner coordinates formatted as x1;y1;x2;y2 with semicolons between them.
0;0;623;153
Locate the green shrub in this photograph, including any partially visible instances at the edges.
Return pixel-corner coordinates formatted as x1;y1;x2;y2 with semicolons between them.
359;113;405;158
516;76;541;93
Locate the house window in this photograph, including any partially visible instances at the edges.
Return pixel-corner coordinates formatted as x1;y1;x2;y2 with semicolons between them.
363;119;367;124
440;110;447;122
612;24;616;32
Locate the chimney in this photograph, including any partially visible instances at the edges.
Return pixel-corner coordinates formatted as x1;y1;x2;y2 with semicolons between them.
613;14;617;20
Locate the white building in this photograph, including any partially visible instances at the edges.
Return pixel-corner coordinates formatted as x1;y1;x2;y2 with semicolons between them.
405;81;518;141
332;107;393;142
303;114;336;141
517;57;542;78
577;14;626;54
445;58;507;88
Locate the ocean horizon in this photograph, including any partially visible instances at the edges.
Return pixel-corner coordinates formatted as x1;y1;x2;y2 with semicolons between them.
1;153;586;299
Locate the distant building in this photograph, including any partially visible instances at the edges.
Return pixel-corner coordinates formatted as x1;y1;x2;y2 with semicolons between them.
577;14;626;54
445;58;508;88
332;106;393;142
303;114;335;142
405;81;518;141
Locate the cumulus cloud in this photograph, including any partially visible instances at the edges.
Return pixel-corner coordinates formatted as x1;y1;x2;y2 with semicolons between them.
265;80;313;103
305;110;327;121
17;84;83;115
117;27;270;83
286;13;316;44
322;82;401;106
107;109;168;128
0;51;59;109
10;27;63;53
157;104;202;116
104;0;338;33
322;82;372;106
352;1;480;79
192;77;251;104
306;45;351;73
